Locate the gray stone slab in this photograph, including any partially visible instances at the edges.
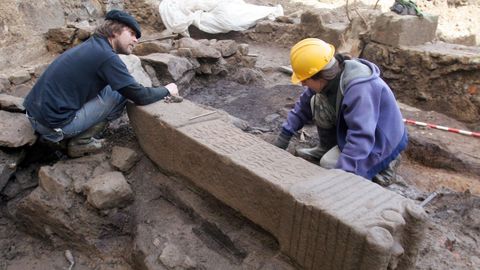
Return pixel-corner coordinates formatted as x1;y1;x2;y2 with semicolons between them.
127;100;427;269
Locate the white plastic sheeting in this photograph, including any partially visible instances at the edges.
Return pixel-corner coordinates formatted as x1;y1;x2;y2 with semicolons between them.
159;0;283;36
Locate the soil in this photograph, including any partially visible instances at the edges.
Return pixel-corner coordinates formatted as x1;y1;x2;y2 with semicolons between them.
1;0;479;270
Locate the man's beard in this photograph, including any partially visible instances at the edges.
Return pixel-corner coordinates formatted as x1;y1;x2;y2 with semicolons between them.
114;40;132;55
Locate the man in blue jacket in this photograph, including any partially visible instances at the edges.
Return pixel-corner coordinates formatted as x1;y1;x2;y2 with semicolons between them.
274;38;407;184
24;10;178;157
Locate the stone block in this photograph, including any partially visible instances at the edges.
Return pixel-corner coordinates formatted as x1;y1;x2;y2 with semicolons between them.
371;13;438;46
127;100;427;269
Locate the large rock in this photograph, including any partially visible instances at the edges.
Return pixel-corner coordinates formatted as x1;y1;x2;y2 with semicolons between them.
140;53;198;83
363;42;480;123
371;13;438;46
0;110;36;147
110;146;140;172
127;99;427;270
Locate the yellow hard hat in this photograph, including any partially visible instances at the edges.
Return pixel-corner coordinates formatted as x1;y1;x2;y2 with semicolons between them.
290;38;335;84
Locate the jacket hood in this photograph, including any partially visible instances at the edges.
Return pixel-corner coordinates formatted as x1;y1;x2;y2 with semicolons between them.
339;59;380;95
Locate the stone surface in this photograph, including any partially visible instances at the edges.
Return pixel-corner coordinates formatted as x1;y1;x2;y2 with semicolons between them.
84;171;133;210
133;41;172;56
110;146;140;172
140;53;198;83
119;54;152;87
363;42;480;123
371;13;438;46
0;110;36;147
0;93;25;112
127;99;427;269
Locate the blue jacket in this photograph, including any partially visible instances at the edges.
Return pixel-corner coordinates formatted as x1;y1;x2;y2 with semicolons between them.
282;59;408;179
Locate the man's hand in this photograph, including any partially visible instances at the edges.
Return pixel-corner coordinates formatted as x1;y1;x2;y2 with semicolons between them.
165;83;179;96
274;132;292;150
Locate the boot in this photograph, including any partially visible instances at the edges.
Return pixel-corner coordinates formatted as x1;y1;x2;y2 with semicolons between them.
67;121;107;158
295;127;336;161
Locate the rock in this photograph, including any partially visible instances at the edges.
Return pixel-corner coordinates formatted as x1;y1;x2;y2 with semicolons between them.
214;40;238;57
237;44;249;56
143;64;161;87
233;68;264;84
0;110;36;147
176;38;221;59
255;21;275;33
8;70;31;85
0;93;25;112
84;171;133;210
158;243;196;269
110;146;140;172
32;63;49;78
119;54;152;87
133;41;172;56
140;53;198;83
46;27;76;45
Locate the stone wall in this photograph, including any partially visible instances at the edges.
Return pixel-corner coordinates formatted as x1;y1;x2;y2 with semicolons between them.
363;42;480;124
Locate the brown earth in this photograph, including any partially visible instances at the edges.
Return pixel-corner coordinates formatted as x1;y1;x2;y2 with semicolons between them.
1;0;480;270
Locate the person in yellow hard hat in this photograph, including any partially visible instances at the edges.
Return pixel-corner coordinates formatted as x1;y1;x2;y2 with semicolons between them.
273;38;407;184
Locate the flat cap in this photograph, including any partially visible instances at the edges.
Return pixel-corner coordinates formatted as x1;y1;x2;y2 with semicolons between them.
105;9;141;38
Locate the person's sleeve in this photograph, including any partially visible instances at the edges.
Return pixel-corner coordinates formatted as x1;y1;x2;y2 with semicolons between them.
335;83;381;177
97;55;137;91
281;87;315;136
118;83;170;105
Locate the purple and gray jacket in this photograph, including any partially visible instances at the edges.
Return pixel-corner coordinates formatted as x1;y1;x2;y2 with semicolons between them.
282;59;408;179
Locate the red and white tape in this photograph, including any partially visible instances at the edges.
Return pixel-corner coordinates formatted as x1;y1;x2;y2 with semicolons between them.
403;119;480;138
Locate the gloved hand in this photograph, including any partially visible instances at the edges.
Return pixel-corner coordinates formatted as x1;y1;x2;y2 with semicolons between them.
165;83;179;96
273;131;292;150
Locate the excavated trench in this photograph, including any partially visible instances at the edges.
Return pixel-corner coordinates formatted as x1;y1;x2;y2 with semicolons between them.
1;1;480;269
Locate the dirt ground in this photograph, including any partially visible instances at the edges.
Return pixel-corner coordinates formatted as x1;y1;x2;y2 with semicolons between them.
1;0;479;269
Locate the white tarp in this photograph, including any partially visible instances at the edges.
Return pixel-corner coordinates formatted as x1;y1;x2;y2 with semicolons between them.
159;0;284;36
